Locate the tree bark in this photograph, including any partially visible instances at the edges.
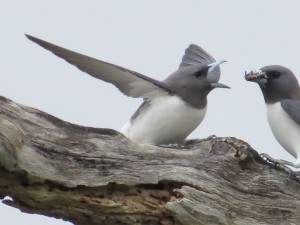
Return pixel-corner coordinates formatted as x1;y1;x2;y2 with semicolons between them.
0;96;299;225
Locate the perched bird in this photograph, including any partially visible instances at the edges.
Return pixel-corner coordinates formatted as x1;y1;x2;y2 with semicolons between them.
26;34;229;145
245;65;300;167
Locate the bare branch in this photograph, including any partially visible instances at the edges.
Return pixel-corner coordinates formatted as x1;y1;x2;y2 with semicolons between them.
0;96;300;225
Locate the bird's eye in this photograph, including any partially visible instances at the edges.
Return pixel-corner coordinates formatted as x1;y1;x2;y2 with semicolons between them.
194;70;203;77
272;71;280;78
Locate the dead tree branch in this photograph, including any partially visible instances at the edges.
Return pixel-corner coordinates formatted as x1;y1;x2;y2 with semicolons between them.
0;96;300;225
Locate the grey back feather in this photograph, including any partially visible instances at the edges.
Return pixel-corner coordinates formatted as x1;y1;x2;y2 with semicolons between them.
281;99;300;126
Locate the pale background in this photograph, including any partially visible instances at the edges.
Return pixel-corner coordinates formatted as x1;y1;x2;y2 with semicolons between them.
1;1;300;224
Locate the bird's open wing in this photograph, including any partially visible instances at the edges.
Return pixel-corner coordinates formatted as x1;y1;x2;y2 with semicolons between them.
26;35;172;99
281;99;300;126
179;44;216;68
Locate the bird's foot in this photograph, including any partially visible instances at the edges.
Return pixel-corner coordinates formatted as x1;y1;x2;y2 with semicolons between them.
185;135;217;144
259;153;300;179
157;143;186;149
288;171;300;180
158;135;219;149
260;153;292;175
260;153;282;166
278;159;300;168
204;135;218;141
279;160;300;180
183;135;218;149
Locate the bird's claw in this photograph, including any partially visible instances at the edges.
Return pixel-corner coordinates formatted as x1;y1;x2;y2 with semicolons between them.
183;135;218;148
157;143;187;149
259;153;300;180
206;135;217;140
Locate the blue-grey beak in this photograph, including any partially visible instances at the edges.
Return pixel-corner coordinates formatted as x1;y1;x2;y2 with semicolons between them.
208;60;229;89
210;82;230;89
208;60;227;73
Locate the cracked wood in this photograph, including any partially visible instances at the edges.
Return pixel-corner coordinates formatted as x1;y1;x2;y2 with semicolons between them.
0;96;300;225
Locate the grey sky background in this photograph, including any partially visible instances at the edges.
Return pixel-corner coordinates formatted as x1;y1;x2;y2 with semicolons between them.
1;1;300;224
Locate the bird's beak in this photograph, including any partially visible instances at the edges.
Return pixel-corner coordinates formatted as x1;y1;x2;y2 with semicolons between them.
206;60;229;89
210;82;230;89
244;70;268;85
208;61;229;89
208;60;227;73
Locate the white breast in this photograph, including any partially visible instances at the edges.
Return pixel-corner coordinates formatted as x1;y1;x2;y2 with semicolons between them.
120;96;207;145
267;102;300;160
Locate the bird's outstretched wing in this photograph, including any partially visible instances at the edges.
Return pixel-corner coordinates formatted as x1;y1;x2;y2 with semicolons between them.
281;99;300;126
26;35;172;99
179;44;216;68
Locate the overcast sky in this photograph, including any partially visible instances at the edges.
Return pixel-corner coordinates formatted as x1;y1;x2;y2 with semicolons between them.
1;1;300;224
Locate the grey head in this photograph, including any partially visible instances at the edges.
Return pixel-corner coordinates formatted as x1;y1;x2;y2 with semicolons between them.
130;45;229;122
162;44;228;109
179;44;222;83
245;65;300;103
165;61;229;109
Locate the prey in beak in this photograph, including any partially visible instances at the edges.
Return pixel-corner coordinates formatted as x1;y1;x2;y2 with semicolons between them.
245;70;268;85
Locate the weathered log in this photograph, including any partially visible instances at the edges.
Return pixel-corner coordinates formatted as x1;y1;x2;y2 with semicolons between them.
0;96;300;225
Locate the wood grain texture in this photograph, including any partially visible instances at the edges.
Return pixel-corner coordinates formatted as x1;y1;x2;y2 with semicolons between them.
0;96;300;225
